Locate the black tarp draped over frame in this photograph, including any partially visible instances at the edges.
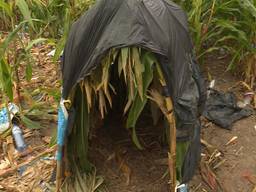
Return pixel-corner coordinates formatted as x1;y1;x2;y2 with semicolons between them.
61;0;206;183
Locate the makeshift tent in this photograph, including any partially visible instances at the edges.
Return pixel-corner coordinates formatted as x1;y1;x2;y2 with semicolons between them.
57;0;206;190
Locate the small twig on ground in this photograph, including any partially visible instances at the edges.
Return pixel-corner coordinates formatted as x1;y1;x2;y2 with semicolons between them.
215;175;227;192
201;139;216;153
228;81;253;92
14;145;45;159
208;149;221;164
225;136;238;146
201;139;214;148
28;180;37;192
0;146;56;178
213;159;226;170
230;162;238;171
235;146;244;156
191;183;202;192
200;161;217;190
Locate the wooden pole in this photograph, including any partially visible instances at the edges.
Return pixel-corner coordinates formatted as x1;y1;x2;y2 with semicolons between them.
56;159;62;192
156;64;176;192
56;145;63;192
165;96;176;192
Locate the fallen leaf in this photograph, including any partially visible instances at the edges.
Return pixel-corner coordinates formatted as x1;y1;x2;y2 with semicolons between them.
0;158;11;170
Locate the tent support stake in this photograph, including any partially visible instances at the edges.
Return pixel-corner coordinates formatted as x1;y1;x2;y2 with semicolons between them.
56;146;63;192
165;97;176;192
156;63;177;192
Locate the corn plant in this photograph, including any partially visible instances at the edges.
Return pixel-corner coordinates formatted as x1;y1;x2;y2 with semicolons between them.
175;0;256;88
61;168;106;192
0;0;83;121
0;0;51;131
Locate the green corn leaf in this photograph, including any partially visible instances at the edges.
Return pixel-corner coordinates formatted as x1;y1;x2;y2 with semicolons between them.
20;115;41;129
67;86;91;172
25;62;32;81
132;47;144;100
49;129;57;147
126;50;155;149
0;59;13;101
141;51;157;93
215;19;247;43
0;1;13;17
25;38;47;51
197;47;220;59
227;49;241;71
176;141;189;181
131;126;143;150
126;93;147;130
239;0;256;19
0;25;20;59
53;8;71;61
0;20;30;59
126;51;155;127
16;0;35;30
213;35;238;46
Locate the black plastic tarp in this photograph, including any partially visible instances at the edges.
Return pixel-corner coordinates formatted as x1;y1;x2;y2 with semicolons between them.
203;89;254;129
62;0;206;183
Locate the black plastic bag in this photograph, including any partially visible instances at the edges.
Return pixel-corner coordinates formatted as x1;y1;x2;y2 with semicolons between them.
203;89;254;129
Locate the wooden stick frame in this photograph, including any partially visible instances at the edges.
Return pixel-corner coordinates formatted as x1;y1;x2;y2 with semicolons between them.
155;63;177;192
165;97;177;192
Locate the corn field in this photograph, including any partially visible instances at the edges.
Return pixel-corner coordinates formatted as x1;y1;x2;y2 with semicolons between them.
0;0;255;104
0;0;255;191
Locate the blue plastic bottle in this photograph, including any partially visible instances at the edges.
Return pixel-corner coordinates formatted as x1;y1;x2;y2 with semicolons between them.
12;124;27;152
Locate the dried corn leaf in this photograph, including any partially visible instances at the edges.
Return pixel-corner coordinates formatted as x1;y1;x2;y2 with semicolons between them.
124;97;133;114
99;53;111;92
104;86;112;107
132;47;144;100
98;89;107;118
83;81;93;110
118;51;123;76
148;89;167;115
125;58;136;110
121;47;129;82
